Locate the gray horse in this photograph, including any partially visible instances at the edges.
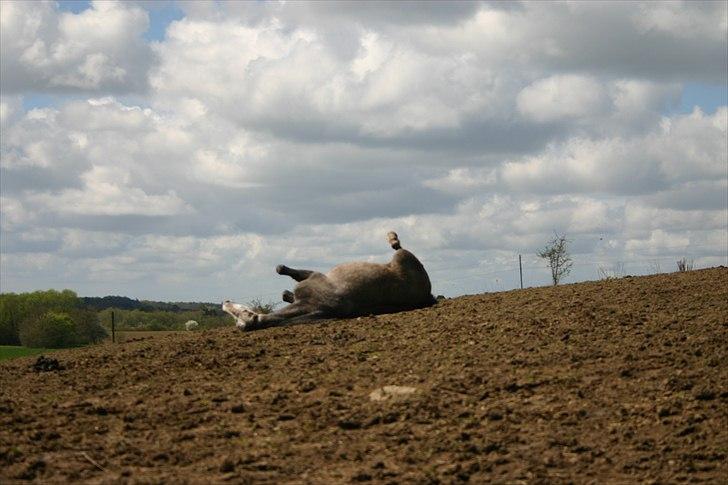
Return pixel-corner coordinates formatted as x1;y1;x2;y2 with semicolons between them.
223;232;435;331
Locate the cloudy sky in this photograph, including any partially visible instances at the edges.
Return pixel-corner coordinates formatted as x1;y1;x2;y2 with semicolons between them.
1;0;726;302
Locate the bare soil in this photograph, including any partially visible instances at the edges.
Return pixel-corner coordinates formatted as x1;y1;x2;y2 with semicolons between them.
111;331;185;344
1;268;727;484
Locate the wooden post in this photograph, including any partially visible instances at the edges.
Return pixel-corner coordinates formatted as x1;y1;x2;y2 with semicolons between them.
111;311;115;343
519;254;523;289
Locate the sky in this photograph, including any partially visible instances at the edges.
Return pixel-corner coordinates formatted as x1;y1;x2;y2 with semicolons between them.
1;0;727;302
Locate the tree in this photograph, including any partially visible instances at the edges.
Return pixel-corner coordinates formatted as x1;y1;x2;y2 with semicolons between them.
676;258;694;272
71;309;108;344
19;311;80;348
0;294;23;345
247;298;278;314
538;233;573;286
0;289;80;345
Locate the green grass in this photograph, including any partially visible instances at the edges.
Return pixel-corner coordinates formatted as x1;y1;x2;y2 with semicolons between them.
1;331;189;360
0;345;57;361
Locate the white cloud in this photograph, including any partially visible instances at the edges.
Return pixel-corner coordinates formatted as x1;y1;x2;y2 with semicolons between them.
150;14;508;141
61;97;157;131
623;203;727;238
0;196;33;231
501;137;662;195
0;95;22;128
423;167;498;195
1;1;726;300
500;107;727;195
610;79;680;122
0;0;153;93
517;75;610;123
517;76;682;130
29;165;191;216
633;0;728;41
190;149;263;189
60;229;128;257
651;107;728;183
148;1;726;150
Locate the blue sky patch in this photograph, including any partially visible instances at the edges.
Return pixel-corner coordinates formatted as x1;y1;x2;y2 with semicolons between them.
57;0;90;14
22;94;68;111
144;2;185;42
679;82;728;114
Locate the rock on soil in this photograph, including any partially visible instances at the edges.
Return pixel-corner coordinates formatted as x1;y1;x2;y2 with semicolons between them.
1;268;727;483
369;385;418;401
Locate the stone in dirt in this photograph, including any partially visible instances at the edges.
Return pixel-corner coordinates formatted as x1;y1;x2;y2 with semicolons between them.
369;385;417;402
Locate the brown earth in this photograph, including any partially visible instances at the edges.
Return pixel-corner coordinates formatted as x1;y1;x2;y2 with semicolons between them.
1;268;727;484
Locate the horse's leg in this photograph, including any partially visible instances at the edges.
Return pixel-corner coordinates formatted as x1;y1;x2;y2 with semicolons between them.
276;265;315;282
248;302;327;331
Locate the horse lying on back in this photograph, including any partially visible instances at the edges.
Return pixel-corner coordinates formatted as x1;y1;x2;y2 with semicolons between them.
223;232;435;331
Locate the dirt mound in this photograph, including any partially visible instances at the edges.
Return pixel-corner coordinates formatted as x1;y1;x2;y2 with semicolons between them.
1;268;727;483
31;356;65;373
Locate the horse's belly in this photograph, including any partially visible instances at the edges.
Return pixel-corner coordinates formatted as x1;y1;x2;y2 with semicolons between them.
326;264;409;313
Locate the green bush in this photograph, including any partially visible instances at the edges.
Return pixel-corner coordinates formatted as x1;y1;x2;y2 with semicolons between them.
19;312;80;348
71;309;108;344
0;293;22;345
0;289;80;345
247;298;278;314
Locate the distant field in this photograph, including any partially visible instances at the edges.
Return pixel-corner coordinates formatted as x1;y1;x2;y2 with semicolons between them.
0;346;55;361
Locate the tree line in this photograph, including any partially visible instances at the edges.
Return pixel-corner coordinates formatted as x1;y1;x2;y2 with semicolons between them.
0;290;106;348
0;290;229;348
80;295;221;313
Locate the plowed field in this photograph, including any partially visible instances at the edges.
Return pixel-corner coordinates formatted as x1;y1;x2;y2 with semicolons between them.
1;268;727;484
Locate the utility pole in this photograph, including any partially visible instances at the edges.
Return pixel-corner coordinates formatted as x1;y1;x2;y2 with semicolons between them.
111;311;115;343
519;254;523;289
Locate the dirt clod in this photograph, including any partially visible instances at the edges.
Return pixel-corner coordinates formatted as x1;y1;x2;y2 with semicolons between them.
230;404;245;413
31;355;64;372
